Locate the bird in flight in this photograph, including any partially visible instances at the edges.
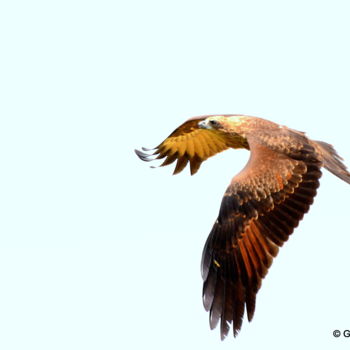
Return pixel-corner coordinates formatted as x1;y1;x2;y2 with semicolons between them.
135;115;350;340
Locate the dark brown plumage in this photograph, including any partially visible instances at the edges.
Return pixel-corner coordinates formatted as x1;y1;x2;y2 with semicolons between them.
135;115;350;340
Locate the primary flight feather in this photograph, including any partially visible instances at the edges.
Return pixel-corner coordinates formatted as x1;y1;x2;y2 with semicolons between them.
135;115;350;340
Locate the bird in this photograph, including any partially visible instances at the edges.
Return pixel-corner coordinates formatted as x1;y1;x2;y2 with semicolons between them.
135;114;350;340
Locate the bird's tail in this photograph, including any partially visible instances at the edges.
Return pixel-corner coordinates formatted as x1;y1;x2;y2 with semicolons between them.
313;140;350;184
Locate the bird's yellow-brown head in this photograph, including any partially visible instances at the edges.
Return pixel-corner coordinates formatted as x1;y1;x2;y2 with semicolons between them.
198;115;244;128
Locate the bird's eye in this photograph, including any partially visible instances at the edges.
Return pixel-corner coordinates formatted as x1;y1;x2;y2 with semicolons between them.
209;120;219;126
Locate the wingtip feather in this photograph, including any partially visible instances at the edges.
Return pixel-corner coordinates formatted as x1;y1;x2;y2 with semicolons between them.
134;148;155;162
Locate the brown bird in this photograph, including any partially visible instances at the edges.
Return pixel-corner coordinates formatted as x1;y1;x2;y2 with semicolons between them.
135;115;350;340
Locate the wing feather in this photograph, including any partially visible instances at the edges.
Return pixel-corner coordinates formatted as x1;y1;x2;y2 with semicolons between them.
173;154;189;175
194;133;207;158
160;152;178;166
186;137;195;158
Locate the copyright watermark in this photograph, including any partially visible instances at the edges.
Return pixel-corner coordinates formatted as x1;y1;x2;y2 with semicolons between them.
333;330;350;338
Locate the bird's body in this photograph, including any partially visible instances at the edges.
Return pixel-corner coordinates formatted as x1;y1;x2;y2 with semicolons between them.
135;115;350;340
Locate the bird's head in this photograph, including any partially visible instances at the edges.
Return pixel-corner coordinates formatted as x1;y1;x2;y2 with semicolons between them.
198;115;246;132
198;116;224;130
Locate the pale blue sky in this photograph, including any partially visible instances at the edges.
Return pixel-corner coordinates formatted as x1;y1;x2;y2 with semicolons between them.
1;1;350;349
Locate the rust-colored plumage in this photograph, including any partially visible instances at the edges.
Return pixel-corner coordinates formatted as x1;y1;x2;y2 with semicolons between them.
135;115;350;340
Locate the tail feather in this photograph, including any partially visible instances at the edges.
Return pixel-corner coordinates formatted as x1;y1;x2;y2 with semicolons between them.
313;140;350;184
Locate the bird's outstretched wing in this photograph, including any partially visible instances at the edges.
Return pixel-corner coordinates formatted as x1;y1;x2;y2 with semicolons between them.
135;116;248;175
201;138;322;339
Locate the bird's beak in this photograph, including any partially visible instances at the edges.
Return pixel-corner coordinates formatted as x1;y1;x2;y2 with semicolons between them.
198;120;211;129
